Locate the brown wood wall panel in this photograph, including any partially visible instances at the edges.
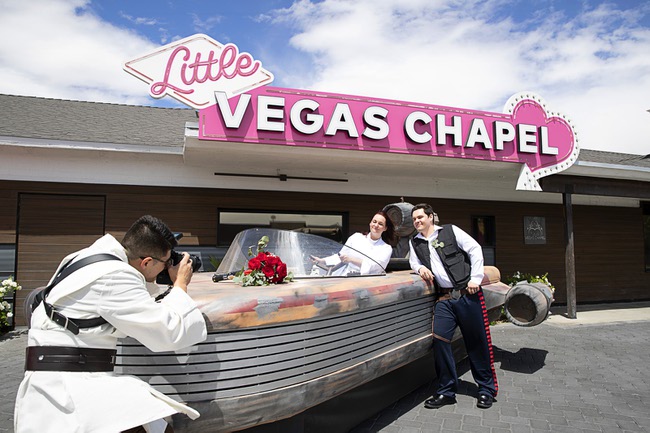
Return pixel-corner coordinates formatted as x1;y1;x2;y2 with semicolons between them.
0;188;17;244
15;193;105;325
401;197;568;299
104;188;390;248
573;205;647;302
1;180;648;326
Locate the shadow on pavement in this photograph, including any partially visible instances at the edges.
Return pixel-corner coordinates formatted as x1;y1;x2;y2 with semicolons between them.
0;328;28;342
493;345;548;374
352;346;549;432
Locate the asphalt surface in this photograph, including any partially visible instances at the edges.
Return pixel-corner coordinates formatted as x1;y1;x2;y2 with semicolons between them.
2;302;650;433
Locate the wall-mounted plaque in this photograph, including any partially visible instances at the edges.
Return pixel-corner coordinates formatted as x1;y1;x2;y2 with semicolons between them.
524;216;546;244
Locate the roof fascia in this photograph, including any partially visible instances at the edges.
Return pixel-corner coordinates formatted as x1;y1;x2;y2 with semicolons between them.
0;135;183;155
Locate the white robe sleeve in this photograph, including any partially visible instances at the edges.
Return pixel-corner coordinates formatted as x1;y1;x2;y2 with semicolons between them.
342;233;390;275
324;254;342;267
359;242;392;275
96;269;207;352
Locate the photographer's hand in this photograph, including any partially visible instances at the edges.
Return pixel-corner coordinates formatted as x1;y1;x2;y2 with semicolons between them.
168;252;193;292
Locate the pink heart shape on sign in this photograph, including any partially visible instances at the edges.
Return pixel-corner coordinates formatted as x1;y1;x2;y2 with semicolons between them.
508;96;578;176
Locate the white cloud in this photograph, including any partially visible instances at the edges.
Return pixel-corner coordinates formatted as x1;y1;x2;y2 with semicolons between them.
0;0;157;104
119;12;160;27
0;0;647;155
190;13;223;33
271;0;650;154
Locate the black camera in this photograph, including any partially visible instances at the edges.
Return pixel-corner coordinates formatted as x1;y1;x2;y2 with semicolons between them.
156;249;202;286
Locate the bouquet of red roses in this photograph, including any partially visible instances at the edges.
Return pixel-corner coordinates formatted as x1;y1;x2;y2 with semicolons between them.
234;236;293;286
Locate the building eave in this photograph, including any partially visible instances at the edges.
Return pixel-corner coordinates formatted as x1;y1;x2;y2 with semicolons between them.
566;159;650;182
0;135;184;155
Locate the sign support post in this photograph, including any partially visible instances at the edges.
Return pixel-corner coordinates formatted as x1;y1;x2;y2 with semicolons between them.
563;188;577;319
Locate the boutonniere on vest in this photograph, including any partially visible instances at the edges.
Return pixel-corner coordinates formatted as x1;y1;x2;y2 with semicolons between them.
431;239;445;249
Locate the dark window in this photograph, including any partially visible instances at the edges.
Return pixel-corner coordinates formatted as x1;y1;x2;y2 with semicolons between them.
642;202;650;272
471;216;496;266
0;244;16;328
217;210;346;247
0;244;16;281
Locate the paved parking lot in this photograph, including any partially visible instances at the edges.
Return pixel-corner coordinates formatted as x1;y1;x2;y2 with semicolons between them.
0;327;27;433
2;303;650;432
351;304;650;433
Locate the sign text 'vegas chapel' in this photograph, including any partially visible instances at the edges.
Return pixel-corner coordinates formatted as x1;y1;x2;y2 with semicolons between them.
124;34;579;191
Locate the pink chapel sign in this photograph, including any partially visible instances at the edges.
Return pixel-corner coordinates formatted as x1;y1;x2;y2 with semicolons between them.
124;34;579;191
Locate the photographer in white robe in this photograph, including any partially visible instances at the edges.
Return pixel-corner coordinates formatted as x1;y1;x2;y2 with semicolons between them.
14;215;207;433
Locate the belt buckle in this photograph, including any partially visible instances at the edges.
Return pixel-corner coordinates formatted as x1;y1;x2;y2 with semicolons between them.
451;289;461;300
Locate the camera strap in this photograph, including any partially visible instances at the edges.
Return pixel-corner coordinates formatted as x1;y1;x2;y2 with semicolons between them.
32;253;122;335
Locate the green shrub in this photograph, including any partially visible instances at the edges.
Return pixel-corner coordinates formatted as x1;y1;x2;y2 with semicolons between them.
0;277;21;330
504;271;555;293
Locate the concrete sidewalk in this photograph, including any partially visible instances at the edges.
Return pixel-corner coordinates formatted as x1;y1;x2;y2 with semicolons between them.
2;302;650;432
545;301;650;326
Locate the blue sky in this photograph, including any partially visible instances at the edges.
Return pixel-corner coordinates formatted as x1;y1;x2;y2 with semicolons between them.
0;0;649;154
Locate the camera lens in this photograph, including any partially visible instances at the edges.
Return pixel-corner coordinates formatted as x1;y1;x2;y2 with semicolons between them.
189;254;202;272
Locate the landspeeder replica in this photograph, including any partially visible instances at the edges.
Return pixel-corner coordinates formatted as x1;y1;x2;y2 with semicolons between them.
116;221;553;432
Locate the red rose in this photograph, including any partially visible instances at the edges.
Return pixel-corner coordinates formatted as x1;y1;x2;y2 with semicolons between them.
248;258;262;270
275;262;287;281
256;252;268;261
266;255;280;266
262;264;275;279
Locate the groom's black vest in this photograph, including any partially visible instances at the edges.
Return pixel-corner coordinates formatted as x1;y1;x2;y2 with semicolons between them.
412;224;472;291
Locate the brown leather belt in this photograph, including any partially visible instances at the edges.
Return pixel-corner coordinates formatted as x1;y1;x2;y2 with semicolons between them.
437;288;468;301
25;346;117;372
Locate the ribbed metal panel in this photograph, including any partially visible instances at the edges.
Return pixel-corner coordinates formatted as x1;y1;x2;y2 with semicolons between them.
116;295;433;402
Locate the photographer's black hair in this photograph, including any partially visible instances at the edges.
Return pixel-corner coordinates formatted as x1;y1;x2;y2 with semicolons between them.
122;215;178;260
